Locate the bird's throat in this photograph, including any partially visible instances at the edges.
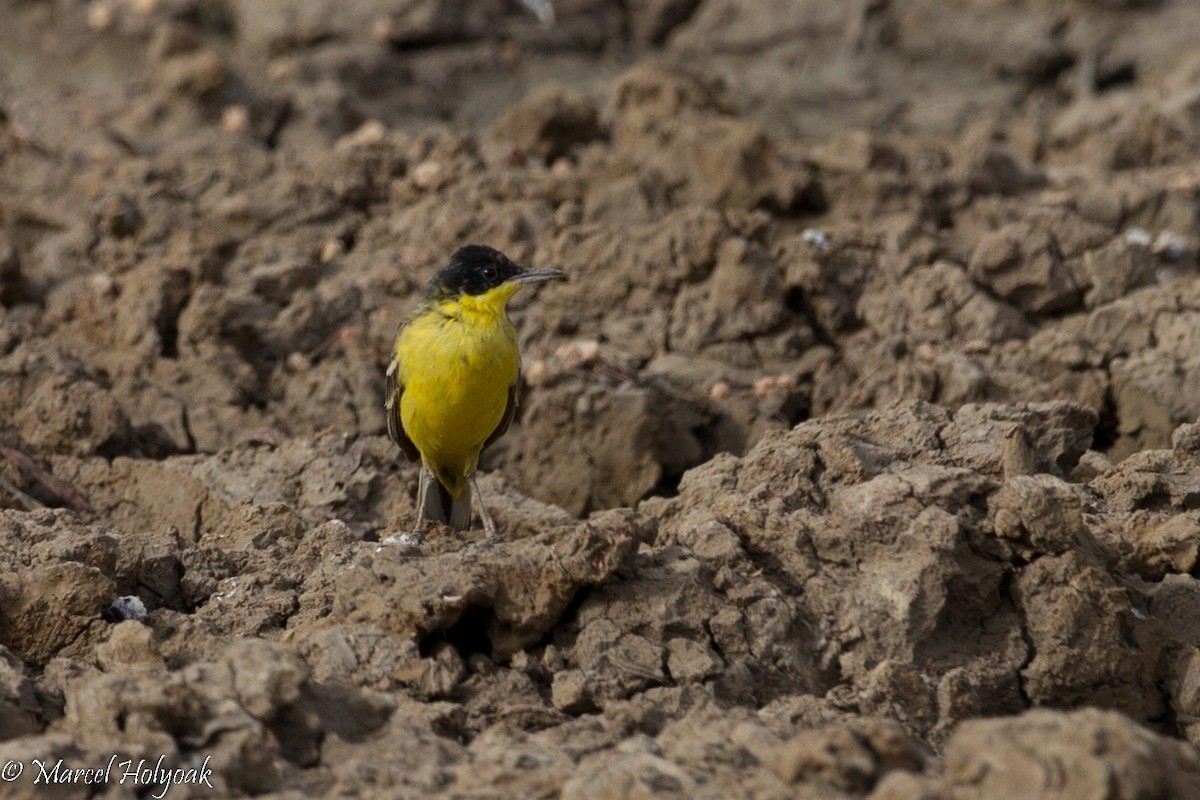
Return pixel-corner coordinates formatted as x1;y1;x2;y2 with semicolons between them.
440;283;522;323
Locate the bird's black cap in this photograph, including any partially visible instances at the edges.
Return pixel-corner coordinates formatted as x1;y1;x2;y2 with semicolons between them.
427;244;562;298
428;245;523;298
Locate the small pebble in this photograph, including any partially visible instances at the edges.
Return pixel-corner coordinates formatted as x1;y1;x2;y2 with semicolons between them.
1124;227;1153;247
320;239;343;263
1153;231;1190;261
221;105;249;134
87;0;115;31
285;352;311;372
524;358;553;387
753;376;777;397
575;339;600;364
336;120;386;151
411;160;444;190
801;228;830;251
104;595;148;623
556;340;601;370
90;272;117;297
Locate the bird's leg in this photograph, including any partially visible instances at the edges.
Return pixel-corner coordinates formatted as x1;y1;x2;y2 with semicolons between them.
471;473;498;540
411;466;431;543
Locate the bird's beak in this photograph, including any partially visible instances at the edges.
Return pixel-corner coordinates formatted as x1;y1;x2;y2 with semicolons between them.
511;267;565;285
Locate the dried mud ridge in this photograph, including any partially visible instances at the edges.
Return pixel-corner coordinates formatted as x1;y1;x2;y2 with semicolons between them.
4;0;1200;797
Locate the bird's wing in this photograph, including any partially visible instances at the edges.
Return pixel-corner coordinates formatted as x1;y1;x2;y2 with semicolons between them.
483;383;518;453
385;356;421;463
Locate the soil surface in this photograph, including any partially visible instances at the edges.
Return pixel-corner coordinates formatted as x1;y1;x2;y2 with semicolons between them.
3;0;1200;797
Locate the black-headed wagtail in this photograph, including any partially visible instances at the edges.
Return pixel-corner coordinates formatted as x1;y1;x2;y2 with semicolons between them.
386;244;563;538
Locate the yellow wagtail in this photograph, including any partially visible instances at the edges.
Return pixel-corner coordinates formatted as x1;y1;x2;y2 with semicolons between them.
386;244;563;538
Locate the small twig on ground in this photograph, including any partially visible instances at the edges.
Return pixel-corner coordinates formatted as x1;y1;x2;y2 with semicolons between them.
0;445;94;513
0;472;44;511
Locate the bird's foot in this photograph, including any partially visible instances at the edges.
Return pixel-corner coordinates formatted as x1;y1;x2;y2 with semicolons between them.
470;473;500;542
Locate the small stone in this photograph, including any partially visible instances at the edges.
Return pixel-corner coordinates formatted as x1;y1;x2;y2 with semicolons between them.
709;380;732;401
753;376;777;397
525;359;553;387
1124;227;1153;247
410;160;444;190
336;120;386;151
87;0;115;31
1154;231;1191;261
103;595;148;623
557;339;600;370
320;239;343;263
575;339;600;364
801;228;830;251
286;352;311;373
221;105;250;134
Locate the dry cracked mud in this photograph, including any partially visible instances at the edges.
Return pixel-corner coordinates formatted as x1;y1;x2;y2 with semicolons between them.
4;0;1200;797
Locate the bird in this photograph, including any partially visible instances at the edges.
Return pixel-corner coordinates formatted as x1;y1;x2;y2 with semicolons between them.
385;244;563;539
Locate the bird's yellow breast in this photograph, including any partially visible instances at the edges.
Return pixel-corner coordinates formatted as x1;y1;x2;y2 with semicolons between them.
394;284;521;486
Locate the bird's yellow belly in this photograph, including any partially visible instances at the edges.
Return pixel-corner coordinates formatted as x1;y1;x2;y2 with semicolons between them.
396;310;518;484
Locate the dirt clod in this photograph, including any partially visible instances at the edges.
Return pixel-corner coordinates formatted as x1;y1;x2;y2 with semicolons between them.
3;0;1200;796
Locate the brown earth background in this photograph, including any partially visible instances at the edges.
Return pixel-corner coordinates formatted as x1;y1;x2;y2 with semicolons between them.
3;0;1200;797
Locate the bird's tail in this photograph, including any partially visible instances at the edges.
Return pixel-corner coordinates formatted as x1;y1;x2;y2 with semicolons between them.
422;469;472;531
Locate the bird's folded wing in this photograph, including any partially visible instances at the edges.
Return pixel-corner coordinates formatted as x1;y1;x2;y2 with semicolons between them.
385;357;421;463
482;383;518;453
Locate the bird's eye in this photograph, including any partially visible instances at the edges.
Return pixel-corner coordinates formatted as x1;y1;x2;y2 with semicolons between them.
481;266;496;280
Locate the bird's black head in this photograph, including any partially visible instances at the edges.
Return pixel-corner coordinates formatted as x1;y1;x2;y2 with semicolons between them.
427;245;523;298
